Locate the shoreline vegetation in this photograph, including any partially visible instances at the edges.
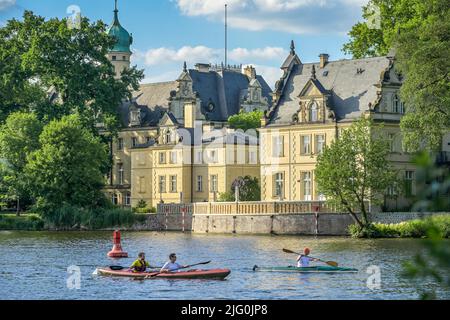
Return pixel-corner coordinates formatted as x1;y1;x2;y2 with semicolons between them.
0;207;147;231
348;215;450;239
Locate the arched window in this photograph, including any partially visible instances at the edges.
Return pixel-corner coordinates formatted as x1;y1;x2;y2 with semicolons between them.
309;102;318;122
392;94;400;113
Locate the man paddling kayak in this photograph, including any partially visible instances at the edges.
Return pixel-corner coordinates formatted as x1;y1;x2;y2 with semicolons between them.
160;253;188;273
129;252;151;272
297;248;318;267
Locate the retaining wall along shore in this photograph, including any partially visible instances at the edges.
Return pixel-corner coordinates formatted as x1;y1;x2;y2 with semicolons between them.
150;202;449;235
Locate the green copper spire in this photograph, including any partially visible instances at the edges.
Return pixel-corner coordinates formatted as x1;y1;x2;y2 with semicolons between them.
107;0;132;53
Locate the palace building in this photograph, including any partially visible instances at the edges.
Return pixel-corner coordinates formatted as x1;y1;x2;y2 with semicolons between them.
103;2;271;207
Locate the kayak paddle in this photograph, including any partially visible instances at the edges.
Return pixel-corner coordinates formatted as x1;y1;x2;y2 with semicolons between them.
109;265;161;271
282;248;339;267
145;260;212;279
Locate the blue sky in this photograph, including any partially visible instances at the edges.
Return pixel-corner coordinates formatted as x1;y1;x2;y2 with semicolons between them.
0;0;368;87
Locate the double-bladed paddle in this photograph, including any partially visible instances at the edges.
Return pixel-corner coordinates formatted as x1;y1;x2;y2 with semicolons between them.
109;265;161;271
145;260;212;279
282;248;338;267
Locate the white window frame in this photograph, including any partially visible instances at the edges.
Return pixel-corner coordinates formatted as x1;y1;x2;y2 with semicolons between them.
118;164;124;185
169;151;177;164
197;175;203;192
210;175;218;192
272;136;284;157
159;176;166;194
302;172;312;201
274;173;284;198
159;152;166;164
310;102;318;122
315;134;325;154
170;175;177;193
301;135;311;155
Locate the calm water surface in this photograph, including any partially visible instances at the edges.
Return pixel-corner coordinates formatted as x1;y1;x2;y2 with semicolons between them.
0;231;448;300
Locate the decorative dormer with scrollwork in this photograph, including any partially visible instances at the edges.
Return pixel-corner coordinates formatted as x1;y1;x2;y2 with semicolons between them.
169;62;198;120
293;65;334;124
128;103;141;127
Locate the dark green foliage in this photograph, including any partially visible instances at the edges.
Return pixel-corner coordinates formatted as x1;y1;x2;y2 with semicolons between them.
42;205;147;230
218;176;261;202
228;110;263;132
0;214;44;231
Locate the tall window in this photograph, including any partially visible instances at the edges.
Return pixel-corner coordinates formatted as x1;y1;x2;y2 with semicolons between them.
274;173;284;198
301;135;311;155
159;176;166;193
117;138;124;151
309;102;318;122
170;175;177;193
165;130;172;144
315;134;325;154
393;94;400;113
272;136;284;157
125;192;131;206
388;133;395;152
302;172;312;200
400;101;405;114
197;176;203;192
159;152;166;164
131;137;138;148
118;164;124;185
169;151;177;164
112;193;118;205
404;171;414;197
210;175;218;192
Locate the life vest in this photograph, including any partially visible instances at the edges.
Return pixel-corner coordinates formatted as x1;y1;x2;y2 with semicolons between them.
133;259;148;272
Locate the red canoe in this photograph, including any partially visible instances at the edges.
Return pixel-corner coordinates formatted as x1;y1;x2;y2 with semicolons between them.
96;267;231;280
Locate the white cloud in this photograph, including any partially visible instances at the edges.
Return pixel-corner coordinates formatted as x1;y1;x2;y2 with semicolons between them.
0;0;15;11
229;47;286;61
135;46;287;67
175;0;369;34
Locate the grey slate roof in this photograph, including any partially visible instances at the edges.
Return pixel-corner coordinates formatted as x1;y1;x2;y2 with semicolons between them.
189;69;272;122
119;68;273;127
119;81;177;127
268;56;391;126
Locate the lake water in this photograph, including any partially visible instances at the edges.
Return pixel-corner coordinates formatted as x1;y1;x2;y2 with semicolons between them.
0;231;448;300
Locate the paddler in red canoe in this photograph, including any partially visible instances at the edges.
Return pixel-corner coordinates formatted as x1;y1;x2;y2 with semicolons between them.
129;252;151;272
160;253;187;273
297;248;319;267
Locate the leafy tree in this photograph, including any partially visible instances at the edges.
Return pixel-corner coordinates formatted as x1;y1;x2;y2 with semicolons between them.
228;110;263;132
0;11;144;133
218;176;261;202
343;0;450;151
315;117;398;229
402;152;450;299
0;112;43;214
26;115;109;213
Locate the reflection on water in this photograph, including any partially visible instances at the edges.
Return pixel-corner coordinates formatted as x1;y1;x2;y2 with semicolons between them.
0;231;448;300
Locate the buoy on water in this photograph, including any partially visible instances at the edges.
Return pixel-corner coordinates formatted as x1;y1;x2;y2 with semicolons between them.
107;230;128;258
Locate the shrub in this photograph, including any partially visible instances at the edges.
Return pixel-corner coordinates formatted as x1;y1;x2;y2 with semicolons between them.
349;215;450;238
41;205;147;230
0;214;44;230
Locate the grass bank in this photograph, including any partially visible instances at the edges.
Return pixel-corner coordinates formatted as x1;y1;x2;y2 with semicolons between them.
349;215;450;238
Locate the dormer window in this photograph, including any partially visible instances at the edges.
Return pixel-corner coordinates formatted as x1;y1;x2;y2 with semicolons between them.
130;110;141;126
165;130;172;144
309;102;319;122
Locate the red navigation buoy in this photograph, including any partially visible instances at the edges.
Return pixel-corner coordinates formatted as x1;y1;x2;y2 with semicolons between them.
107;230;128;258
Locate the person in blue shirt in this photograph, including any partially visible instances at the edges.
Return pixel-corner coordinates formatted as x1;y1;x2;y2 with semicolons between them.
160;253;187;273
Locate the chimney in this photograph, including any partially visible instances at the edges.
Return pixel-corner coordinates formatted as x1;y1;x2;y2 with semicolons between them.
319;53;329;68
243;65;256;79
195;63;211;72
184;102;196;129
